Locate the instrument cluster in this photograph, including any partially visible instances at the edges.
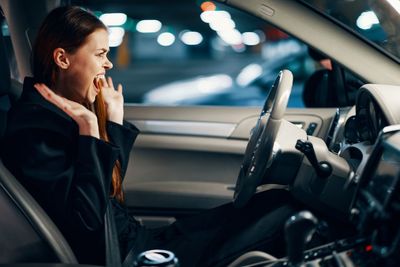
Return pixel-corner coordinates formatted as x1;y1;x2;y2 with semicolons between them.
345;93;388;144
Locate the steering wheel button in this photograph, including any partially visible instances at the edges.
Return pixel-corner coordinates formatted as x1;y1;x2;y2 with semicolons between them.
306;123;318;135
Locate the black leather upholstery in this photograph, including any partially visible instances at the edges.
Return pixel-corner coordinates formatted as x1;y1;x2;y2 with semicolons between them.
0;177;54;262
302;69;335;107
0;21;11;138
0;26;10;98
0;16;78;264
0;160;78;263
303;47;351;108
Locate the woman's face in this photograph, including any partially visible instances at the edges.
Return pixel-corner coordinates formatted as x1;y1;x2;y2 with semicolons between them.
62;28;113;103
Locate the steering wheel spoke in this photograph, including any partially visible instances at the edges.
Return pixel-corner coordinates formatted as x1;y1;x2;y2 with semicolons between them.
233;70;293;208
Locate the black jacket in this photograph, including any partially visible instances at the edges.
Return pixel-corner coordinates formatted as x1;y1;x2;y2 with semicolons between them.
1;77;140;264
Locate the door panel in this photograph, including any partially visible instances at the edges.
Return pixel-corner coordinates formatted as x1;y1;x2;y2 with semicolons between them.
123;105;336;220
125;147;242;207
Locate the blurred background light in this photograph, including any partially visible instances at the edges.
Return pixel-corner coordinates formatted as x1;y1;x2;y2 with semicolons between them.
242;32;260;46
196;74;232;93
157;32;176;46
209;18;235;31
136;20;162;33
217;29;242;45
180;31;203;45
144;74;233;103
356;11;379;30
200;1;216;12
100;13;127;26
108;27;125;47
236;63;263;86
200;10;231;23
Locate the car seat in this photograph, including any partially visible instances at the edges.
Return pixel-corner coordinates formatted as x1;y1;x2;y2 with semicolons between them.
0;22;78;263
0;18;124;265
303;47;351;108
302;68;337;107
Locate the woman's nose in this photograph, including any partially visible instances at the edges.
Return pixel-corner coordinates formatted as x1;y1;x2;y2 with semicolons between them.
104;58;113;70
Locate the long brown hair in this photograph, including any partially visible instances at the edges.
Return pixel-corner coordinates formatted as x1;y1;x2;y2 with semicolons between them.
33;6;124;202
94;88;124;203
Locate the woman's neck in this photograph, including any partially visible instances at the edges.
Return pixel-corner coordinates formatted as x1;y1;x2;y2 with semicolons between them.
53;76;85;104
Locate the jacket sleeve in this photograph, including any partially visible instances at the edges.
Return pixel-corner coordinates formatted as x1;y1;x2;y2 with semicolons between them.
5;128;120;234
106;120;140;179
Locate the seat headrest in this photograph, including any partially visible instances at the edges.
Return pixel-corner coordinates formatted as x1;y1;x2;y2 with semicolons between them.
302;69;338;107
0;25;11;98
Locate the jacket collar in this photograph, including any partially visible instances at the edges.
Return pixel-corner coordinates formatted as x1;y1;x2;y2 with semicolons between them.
20;77;73;122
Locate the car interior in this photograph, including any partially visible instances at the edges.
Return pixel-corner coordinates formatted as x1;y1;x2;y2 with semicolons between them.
1;0;400;267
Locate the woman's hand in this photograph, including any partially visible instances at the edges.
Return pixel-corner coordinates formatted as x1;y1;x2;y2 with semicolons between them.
34;83;100;139
99;76;124;125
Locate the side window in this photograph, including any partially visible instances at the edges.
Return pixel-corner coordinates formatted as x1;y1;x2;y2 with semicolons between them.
76;1;324;108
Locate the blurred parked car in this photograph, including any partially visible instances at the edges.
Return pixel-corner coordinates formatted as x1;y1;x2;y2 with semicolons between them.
142;41;315;107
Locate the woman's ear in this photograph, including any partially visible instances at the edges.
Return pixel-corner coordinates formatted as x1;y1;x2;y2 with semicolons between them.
53;48;70;69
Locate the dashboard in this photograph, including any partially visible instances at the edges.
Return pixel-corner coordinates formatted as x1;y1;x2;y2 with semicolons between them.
351;126;400;254
299;126;400;267
291;83;400;221
264;85;400;267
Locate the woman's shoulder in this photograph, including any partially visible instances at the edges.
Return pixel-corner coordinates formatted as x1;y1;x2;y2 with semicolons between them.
6;102;77;138
6;78;77;138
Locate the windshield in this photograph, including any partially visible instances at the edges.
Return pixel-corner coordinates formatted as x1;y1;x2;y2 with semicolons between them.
300;0;400;62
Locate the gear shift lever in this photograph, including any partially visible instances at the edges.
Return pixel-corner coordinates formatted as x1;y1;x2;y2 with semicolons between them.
285;211;318;267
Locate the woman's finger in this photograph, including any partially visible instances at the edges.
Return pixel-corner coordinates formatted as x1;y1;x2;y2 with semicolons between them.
35;83;85;114
107;77;114;89
34;83;65;108
34;83;57;100
117;84;123;93
34;83;52;100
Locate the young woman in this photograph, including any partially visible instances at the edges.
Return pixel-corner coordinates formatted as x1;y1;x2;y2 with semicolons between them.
1;6;298;267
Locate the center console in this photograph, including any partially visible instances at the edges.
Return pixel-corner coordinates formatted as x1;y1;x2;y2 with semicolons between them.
230;126;400;267
286;126;400;267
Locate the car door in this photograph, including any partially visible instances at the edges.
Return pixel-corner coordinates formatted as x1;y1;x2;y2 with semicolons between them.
122;105;337;225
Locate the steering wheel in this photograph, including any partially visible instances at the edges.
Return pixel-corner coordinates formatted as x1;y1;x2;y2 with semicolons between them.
233;70;293;208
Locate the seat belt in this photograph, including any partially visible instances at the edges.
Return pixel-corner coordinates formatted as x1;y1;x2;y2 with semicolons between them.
105;201;122;267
